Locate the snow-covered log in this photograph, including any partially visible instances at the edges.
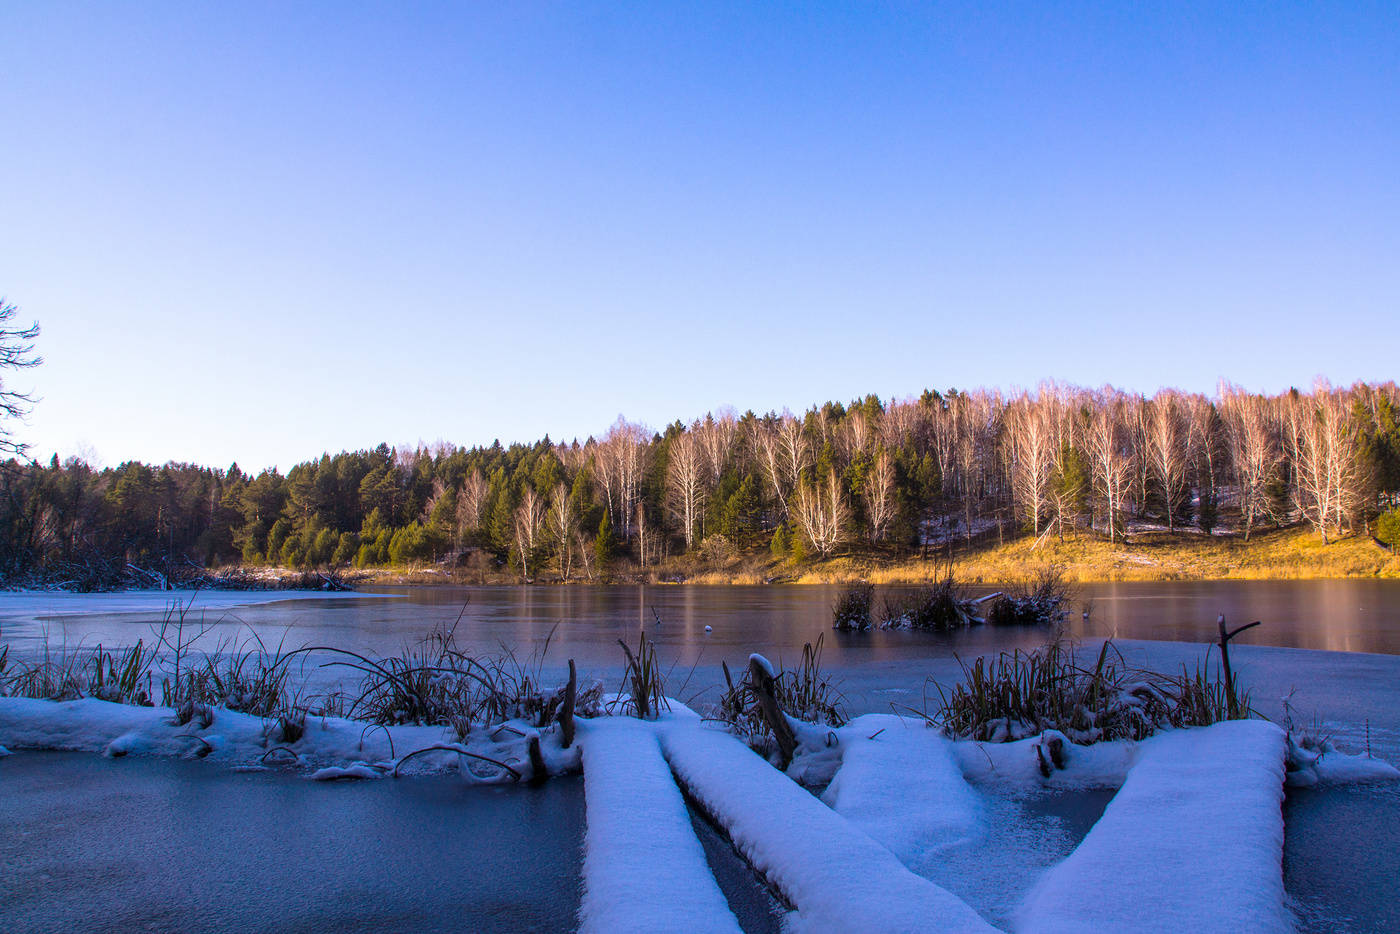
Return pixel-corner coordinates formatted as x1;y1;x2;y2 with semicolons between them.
660;719;997;934
1018;719;1290;934
577;717;742;934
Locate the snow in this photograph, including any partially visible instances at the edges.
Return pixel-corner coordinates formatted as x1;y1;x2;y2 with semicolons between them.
749;653;775;679
576;716;742;934
823;714;984;861
1019;720;1291;934
1285;732;1400;787
0;696;581;781
660;716;998;934
310;763;385;781
951;734;1138;791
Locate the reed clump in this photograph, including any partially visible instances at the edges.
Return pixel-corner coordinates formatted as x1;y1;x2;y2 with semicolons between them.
984;567;1071;627
881;579;977;630
927;638;1250;744
612;630;667;719
832;582;874;631
716;635;846;747
312;621;600;731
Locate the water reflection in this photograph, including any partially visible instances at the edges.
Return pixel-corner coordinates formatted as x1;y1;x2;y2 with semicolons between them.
4;581;1399;692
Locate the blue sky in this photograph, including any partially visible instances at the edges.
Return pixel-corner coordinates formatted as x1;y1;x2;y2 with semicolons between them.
1;2;1396;471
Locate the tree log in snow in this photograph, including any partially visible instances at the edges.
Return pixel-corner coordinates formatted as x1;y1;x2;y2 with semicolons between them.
748;655;797;767
560;659;578;749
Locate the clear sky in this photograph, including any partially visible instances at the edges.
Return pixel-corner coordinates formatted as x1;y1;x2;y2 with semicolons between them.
1;2;1396;472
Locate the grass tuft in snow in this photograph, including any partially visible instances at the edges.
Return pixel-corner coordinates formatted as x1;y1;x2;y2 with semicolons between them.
716;634;846;751
924;638;1250;744
611;630;668;719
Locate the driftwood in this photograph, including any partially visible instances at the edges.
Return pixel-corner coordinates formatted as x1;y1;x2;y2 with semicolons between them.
748;656;797;768
392;744;521;780
527;734;547;784
1217;615;1261;717
559;659;578;749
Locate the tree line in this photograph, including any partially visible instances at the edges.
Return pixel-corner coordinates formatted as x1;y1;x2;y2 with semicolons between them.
2;379;1398;586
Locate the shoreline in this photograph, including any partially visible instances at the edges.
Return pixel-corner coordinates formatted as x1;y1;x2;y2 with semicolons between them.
6;528;1397;593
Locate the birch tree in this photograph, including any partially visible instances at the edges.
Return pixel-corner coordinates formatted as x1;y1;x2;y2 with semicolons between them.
1007;395;1054;536
512;485;546;579
1286;382;1364;543
1084;391;1135;542
1219;384;1277;540
455;469;488;544
791;470;849;557
864;446;898;543
1146;390;1190;531
665;429;706;550
596;417;649;539
547;482;576;580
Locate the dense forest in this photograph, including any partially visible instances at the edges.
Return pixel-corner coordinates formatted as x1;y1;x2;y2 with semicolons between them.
2;380;1399;588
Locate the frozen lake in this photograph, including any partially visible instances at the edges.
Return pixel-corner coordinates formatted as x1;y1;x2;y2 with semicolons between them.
3;581;1399;758
3;581;1399;931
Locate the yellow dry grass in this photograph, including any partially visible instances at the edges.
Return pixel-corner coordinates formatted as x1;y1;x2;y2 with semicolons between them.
276;527;1400;586
792;528;1400;584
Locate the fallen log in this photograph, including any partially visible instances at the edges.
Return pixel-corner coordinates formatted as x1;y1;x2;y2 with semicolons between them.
748;654;797;768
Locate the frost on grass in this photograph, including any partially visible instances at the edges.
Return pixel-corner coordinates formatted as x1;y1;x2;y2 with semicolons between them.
577;715;741;934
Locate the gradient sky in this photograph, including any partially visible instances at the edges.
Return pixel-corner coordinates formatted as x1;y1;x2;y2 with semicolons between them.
2;2;1396;471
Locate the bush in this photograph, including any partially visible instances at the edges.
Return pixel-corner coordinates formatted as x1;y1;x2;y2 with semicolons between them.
832;581;874;631
882;579;971;630
700;534;736;564
986;567;1070;627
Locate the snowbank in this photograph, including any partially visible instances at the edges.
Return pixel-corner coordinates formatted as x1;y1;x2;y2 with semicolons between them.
1019;720;1290;934
0;697;580;781
1286;732;1400;787
576;717;742;934
952;733;1138;790
823;714;984;861
660;718;997;934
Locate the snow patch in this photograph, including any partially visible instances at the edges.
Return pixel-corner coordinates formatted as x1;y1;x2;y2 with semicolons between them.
0;696;581;781
310;763;385;781
823;714;984;861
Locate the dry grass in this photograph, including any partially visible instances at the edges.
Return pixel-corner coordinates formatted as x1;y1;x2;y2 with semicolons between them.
714;635;846;749
684;527;1400;584
920;638;1250;744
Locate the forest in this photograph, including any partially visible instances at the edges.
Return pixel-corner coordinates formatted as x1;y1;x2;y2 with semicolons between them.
2;379;1398;588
